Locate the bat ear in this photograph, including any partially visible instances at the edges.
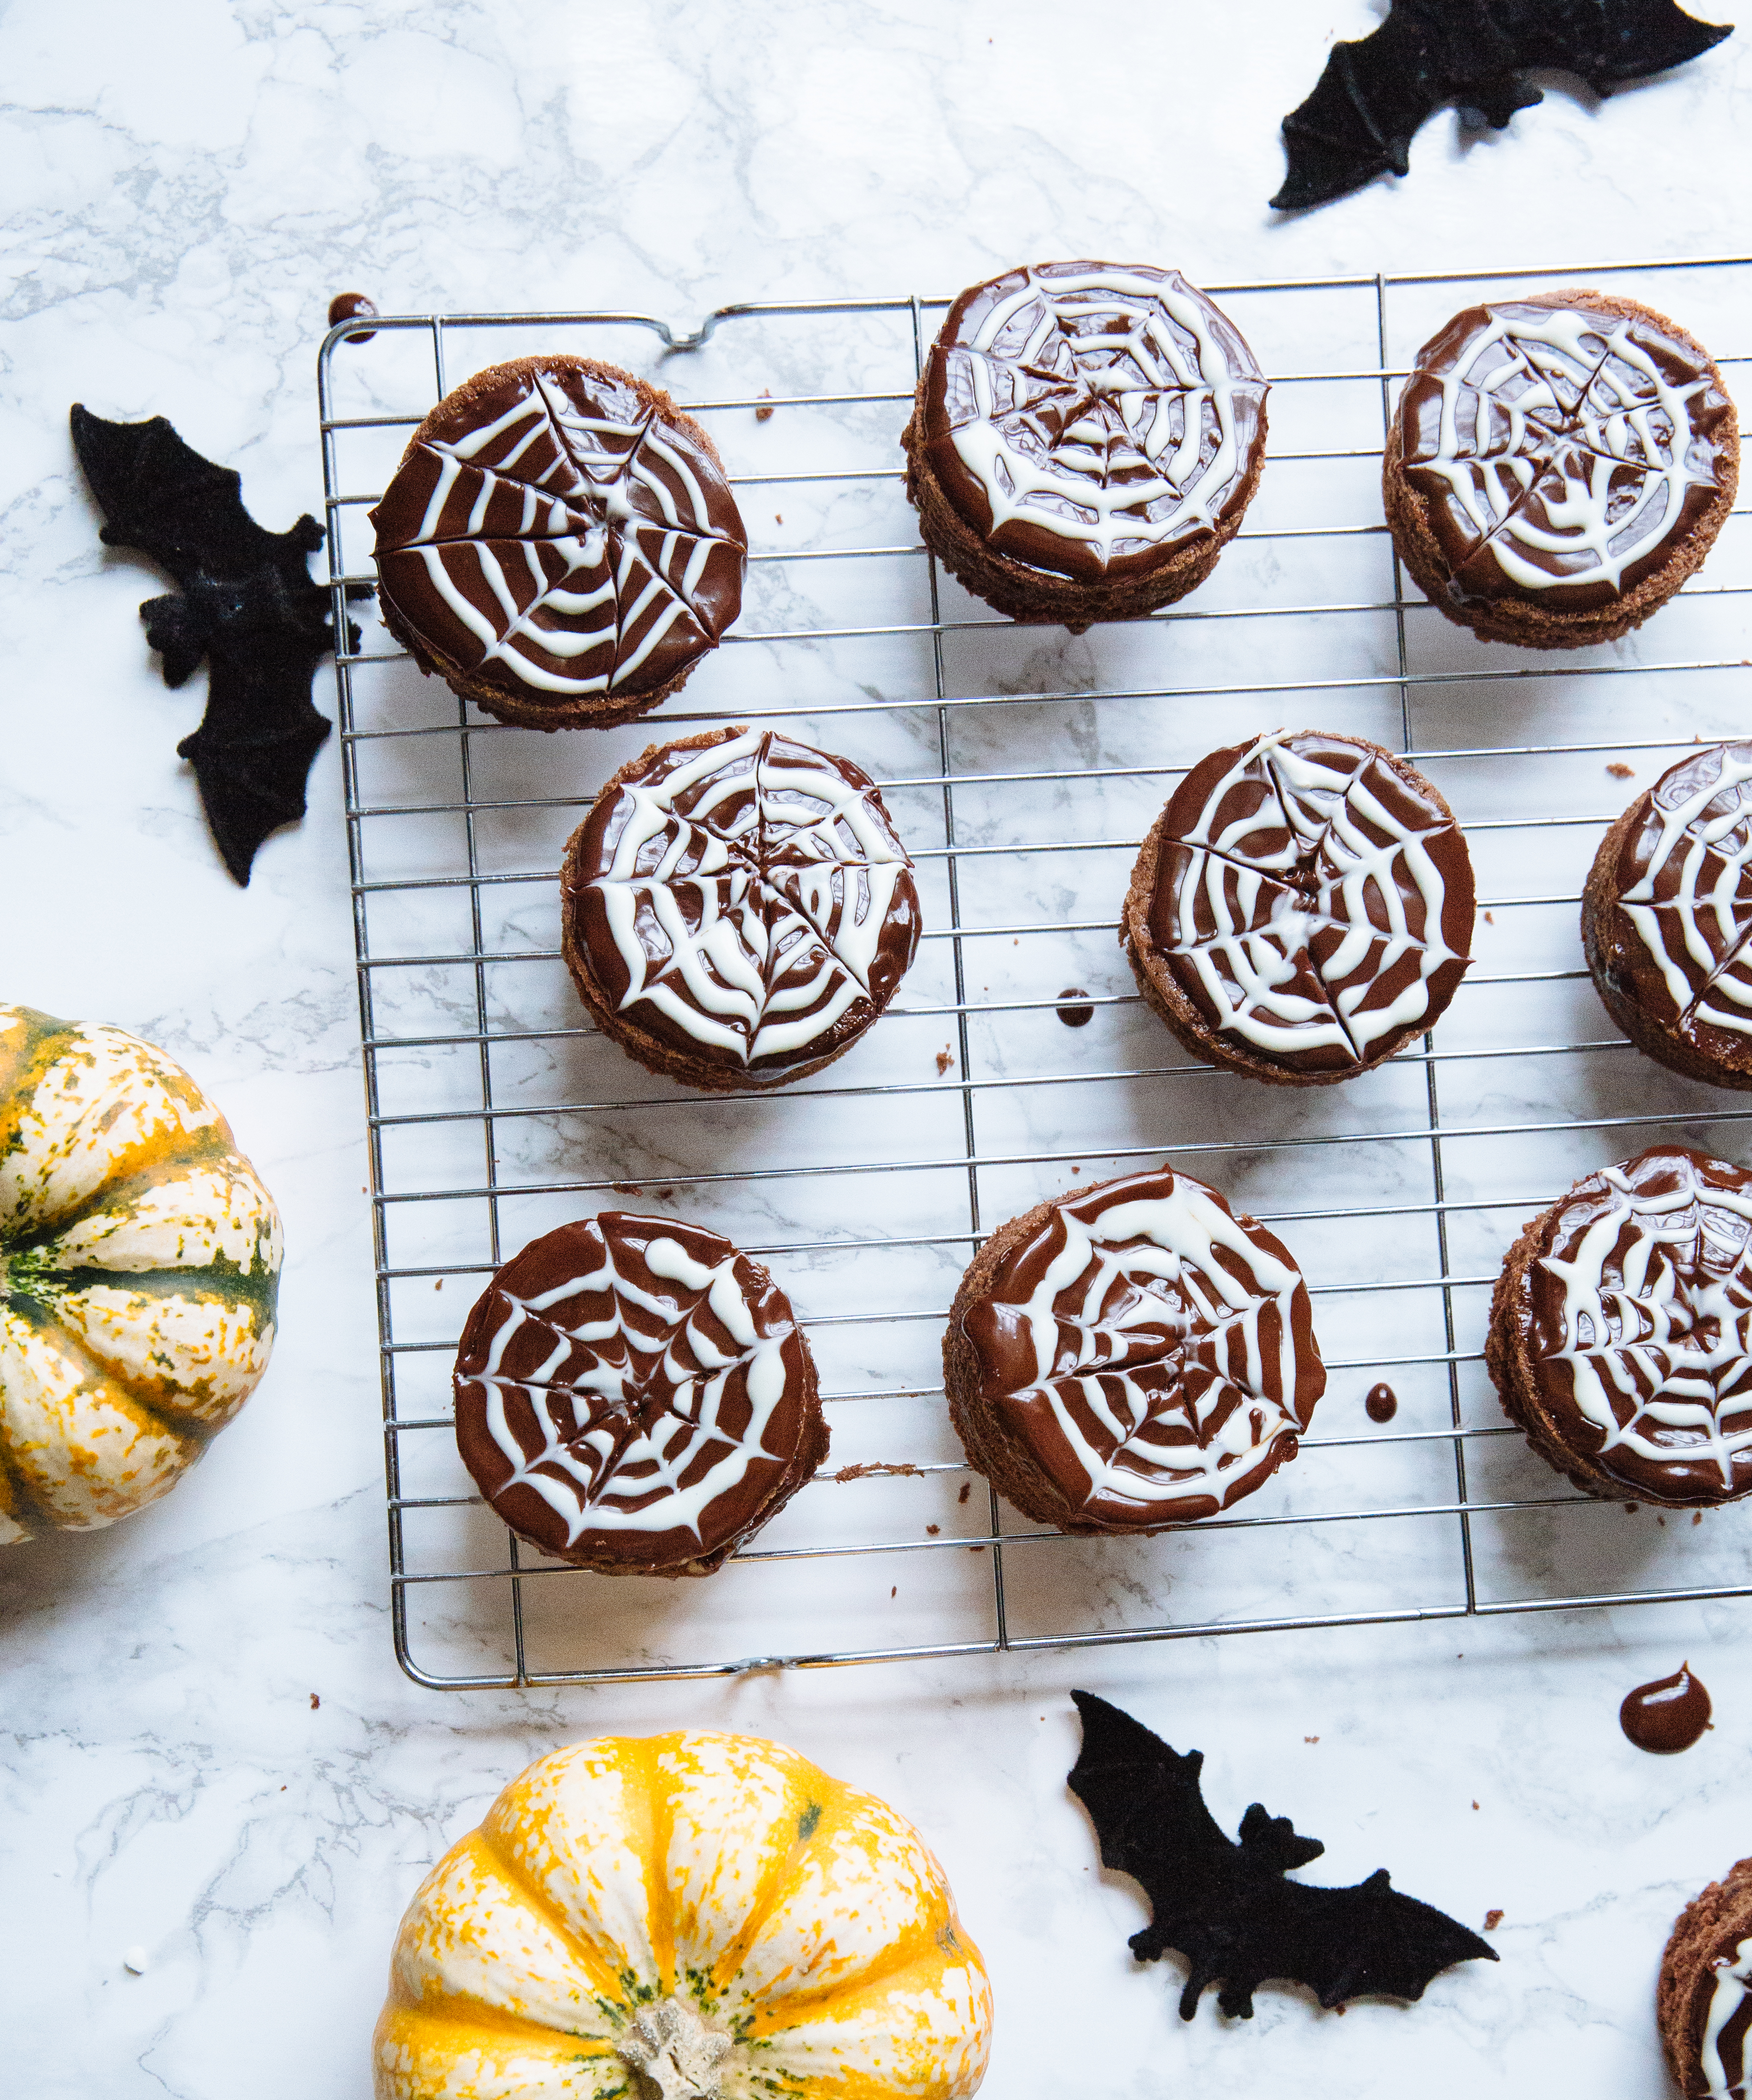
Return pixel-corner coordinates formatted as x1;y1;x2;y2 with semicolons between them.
1237;1800;1325;1875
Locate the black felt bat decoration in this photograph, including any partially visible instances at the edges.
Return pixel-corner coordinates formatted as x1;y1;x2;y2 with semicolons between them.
1272;0;1733;212
1068;1691;1497;2019
70;404;362;885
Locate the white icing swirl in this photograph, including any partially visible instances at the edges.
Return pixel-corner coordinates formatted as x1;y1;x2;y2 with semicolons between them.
1155;731;1472;1069
931;263;1267;565
1617;744;1752;1043
966;1170;1322;1524
457;1222;795;1545
1535;1155;1752;1490
578;729;919;1066
375;366;743;697
1403;302;1727;597
1703;1937;1752;2098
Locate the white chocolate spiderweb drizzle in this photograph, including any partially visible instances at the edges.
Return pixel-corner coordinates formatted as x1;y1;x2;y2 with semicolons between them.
1616;744;1752;1049
1529;1153;1752;1495
455;1220;797;1546
581;729;918;1066
1153;732;1472;1072
930;263;1268;567
964;1171;1322;1524
1402;301;1728;599
373;366;744;696
1702;1937;1752;2099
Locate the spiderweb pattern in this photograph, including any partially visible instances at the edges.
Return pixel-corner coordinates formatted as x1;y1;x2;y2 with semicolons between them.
1533;1152;1752;1492
456;1217;796;1545
374;367;744;697
933;263;1268;568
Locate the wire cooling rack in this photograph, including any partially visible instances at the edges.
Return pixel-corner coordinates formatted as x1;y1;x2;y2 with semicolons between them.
318;254;1752;1690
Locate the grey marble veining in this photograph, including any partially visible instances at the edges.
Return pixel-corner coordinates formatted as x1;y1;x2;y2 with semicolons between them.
3;3;1751;2095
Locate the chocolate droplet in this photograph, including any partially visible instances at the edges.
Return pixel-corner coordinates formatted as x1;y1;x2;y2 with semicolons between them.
327;291;378;344
1620;1662;1711;1753
1365;1381;1398;1422
1056;988;1094;1027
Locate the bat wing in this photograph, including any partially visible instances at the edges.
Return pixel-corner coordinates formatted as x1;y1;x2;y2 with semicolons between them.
1272;0;1730;211
1068;1690;1237;1884
1276;1868;1499;2009
70;404;283;588
177;649;333;887
1515;1;1732;91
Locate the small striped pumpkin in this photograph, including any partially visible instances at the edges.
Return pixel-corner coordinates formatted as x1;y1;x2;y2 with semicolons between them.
0;1005;283;1544
374;1730;994;2100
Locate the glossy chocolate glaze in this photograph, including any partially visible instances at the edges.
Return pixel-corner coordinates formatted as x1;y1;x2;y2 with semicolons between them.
565;728;921;1078
1621;1663;1712;1753
919;262;1268;585
1148;731;1474;1077
453;1213;821;1572
957;1168;1324;1528
1598;743;1752;1066
1516;1147;1752;1503
371;356;745;710
1397;297;1735;613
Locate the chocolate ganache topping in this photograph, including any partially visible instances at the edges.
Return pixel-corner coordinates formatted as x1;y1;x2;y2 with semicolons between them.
563;727;921;1077
1396;297;1736;611
1601;743;1752;1062
1515;1148;1752;1504
957;1168;1324;1527
1147;731;1474;1077
919;262;1269;582
453;1214;823;1572
371;355;745;709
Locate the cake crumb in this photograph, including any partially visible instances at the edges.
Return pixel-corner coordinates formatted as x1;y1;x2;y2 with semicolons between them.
1484;1909;1504;1931
926;1524;940;1535
1483;910;1494;925
834;1461;925;1482
1071;1165;1081;1174
434;1277;443;1290
968;1544;986;1553
1304;1735;1319;1743
774;513;783;524
611;1181;640;1195
656;1188;675;1199
756;389;775;422
935;1049;952;1075
310;1694;321;1710
958;1482;972;1503
1471;1799;1479;1811
1694;1510;1704;1525
890;1585;897;1598
1606;761;1634;779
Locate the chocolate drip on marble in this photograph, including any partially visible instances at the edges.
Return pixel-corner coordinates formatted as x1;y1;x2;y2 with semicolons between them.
1365;1382;1398;1422
1621;1664;1711;1754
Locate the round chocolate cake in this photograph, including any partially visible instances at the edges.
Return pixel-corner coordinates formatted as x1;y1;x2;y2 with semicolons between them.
453;1213;826;1576
943;1167;1325;1534
371;354;746;729
1384;290;1738;649
1659;1857;1752;2100
1584;742;1752;1090
561;726;922;1091
1123;730;1475;1085
903;261;1270;631
1486;1147;1752;1507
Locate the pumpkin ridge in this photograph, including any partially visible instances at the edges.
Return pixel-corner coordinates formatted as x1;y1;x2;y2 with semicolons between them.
731;1923;956;2039
0;1434;53;1541
0;1009;76;1137
2;1126;244;1249
639;1733;681;2001
20;1256;282;1324
473;1819;641;2019
702;1768;845;2007
0;1282;222;1446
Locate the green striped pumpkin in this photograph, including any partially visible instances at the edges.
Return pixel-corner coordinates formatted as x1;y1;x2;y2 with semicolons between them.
0;1005;283;1544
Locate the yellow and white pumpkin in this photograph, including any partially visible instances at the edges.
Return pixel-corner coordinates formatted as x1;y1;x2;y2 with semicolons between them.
374;1731;994;2100
0;1004;283;1543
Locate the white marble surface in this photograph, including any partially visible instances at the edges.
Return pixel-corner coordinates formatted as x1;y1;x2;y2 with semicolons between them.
4;2;1752;2094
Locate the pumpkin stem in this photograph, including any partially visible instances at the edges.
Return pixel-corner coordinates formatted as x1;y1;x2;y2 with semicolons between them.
620;1995;732;2100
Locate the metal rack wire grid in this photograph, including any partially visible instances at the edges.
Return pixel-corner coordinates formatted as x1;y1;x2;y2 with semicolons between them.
317;254;1752;1690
